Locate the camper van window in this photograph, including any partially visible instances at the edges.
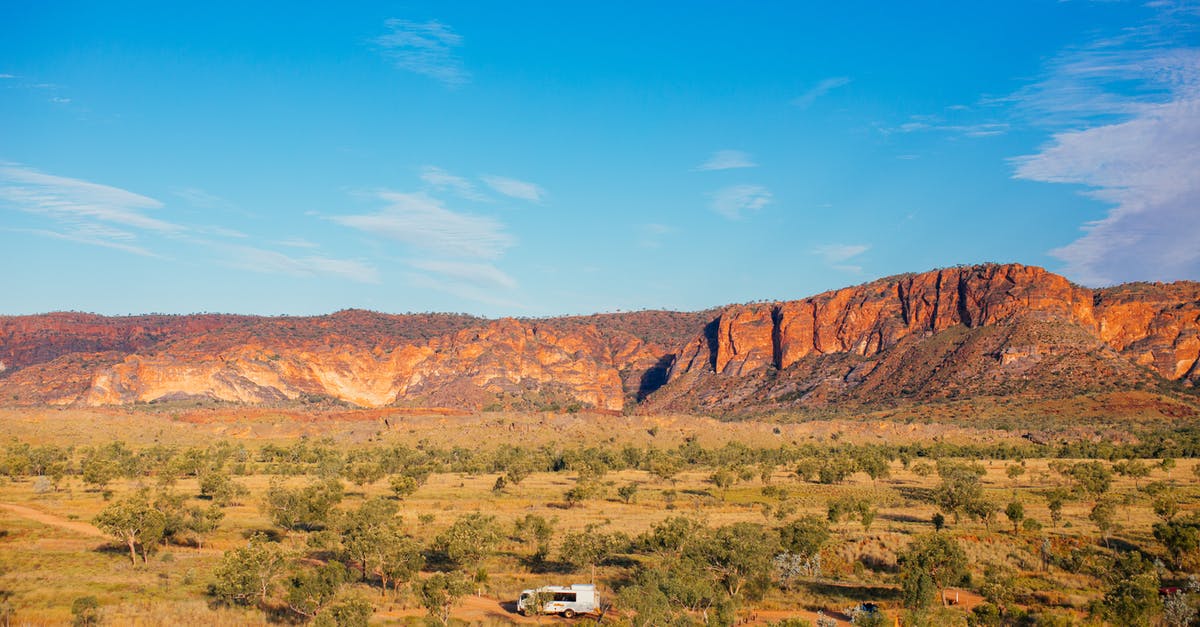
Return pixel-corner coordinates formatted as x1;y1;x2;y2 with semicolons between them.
553;592;577;602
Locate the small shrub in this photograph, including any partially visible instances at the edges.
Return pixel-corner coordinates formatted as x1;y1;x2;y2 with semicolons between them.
71;596;101;627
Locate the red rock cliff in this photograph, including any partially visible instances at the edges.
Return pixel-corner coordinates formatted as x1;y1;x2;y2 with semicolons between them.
670;263;1197;385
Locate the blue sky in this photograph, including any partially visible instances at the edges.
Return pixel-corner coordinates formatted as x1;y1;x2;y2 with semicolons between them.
2;2;1197;316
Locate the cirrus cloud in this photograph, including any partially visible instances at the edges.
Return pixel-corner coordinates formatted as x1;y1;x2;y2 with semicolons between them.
696;150;756;171
374;19;469;86
710;184;772;219
1010;12;1200;285
481;175;545;203
333;191;514;259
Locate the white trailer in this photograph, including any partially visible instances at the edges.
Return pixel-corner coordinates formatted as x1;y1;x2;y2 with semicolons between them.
517;584;598;618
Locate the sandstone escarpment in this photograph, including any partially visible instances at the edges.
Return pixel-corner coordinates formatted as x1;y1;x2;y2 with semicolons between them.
671;264;1100;380
654;263;1198;414
1;263;1197;414
7;316;670;412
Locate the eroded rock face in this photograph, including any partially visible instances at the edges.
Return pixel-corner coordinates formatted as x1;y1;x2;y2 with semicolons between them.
669;263;1198;389
11;316;665;412
1094;283;1200;382
1;263;1197;413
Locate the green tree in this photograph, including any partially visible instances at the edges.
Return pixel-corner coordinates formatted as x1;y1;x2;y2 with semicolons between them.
70;596;101;627
1101;552;1161;627
619;557;731;626
376;535;423;598
1044;488;1070;527
828;496;878;531
934;462;985;525
708;468;737;496
965;498;1000;531
414;571;471;627
284;561;347;622
776;515;831;586
648;455;682;484
855;450;891;486
617;482;640;504
1153;516;1200;571
512;513;555;563
816;455;858;485
314;596;373;627
1004;501;1024;534
388;474;420;499
564;477;602;507
779;515;831;560
1153;490;1180;523
262;478;344;531
559;527;628;581
339;497;400;580
198;469;248;506
690;522;777;600
1004;463;1025;488
209;534;288;606
1114;459;1150;490
1069;461;1113;501
433;513;501;568
638;516;704;556
345;460;387;488
93;491;167;565
185;503;224;549
898;533;968;609
1090;499;1119;548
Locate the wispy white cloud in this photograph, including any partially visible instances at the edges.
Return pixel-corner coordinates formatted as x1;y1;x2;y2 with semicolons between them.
333;191;514;258
172;187;234;210
220;244;380;284
374;19;469;86
0;74;14;79
409;259;517;289
710;184;771;219
405;270;523;309
420;166;487;201
881;116;1009;138
812;243;870;273
1010;13;1200;285
636;223;676;249
0;163;177;233
793;76;851;108
812;243;869;263
272;237;320;249
3;226;158;258
0;163;384;285
481;175;545;202
695;150;756;171
0;163;180;257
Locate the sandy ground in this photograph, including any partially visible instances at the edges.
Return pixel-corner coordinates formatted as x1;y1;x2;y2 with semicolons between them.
0;500;107;538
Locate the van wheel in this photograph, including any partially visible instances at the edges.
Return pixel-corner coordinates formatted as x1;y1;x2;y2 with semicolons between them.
562;609;576;619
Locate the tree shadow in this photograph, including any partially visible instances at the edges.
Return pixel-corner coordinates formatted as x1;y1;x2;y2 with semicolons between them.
895;486;936;503
879;511;929;524
802;582;901;603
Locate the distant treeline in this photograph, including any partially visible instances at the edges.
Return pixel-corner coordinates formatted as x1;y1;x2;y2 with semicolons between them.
4;426;1199;485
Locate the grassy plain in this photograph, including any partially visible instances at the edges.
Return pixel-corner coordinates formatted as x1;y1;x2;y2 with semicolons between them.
0;405;1197;625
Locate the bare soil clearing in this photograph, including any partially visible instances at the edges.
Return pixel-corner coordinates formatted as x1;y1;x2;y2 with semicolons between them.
0;500;106;539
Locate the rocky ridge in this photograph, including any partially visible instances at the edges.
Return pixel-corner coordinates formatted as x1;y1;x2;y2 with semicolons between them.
1;263;1197;414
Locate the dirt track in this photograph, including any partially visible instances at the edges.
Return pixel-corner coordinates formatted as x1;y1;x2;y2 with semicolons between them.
0;501;107;538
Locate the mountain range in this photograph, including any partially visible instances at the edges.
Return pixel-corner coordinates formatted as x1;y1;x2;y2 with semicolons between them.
2;263;1197;417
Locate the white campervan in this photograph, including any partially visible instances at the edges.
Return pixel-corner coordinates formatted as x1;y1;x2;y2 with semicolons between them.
517;584;598;618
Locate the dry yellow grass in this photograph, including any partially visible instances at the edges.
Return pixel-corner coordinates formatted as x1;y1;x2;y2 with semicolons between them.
0;407;1197;625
